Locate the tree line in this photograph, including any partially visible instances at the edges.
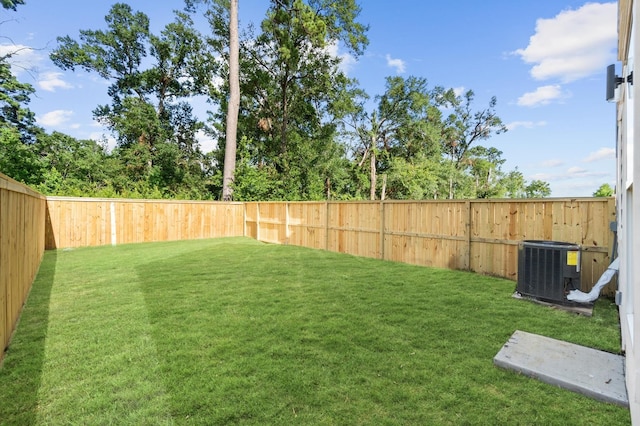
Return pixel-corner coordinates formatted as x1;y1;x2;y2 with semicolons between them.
0;0;551;200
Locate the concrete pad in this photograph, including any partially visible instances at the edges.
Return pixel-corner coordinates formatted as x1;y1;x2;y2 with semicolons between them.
494;330;628;407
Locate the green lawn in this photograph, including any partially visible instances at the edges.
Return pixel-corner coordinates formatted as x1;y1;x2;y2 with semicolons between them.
0;237;630;425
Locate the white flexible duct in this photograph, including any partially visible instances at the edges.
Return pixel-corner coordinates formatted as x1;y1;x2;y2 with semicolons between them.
567;258;619;303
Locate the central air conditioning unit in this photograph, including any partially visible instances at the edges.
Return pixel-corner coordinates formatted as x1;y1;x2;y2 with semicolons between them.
517;240;581;304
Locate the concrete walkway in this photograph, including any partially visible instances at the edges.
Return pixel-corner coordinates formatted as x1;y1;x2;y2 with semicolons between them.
494;330;628;407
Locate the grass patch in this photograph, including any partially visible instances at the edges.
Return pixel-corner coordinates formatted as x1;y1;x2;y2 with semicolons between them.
0;237;630;424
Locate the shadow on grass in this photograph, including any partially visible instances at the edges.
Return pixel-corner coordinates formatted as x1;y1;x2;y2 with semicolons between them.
0;250;56;425
136;242;267;423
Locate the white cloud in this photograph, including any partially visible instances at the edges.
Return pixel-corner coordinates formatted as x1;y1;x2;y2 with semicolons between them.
505;120;547;131
513;2;617;82
38;71;73;92
552;180;612;197
37;110;73;127
567;166;588;176
531;163;614;196
385;54;406;74
517;85;568;106
0;43;42;74
583;147;615;162
532;167;609;182
325;41;357;74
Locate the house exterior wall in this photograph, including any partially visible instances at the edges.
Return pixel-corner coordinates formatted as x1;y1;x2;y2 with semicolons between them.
617;0;640;422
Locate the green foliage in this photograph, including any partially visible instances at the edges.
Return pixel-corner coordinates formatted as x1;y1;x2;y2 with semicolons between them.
0;0;552;201
0;126;42;184
525;179;552;198
1;0;24;11
501;169;527;198
594;183;615;197
32;131;110;194
197;0;369;200
50;3;150;83
0;54;43;185
441;91;508;198
231;159;282;201
385;156;443;199
0;61;36;141
49;3;212;199
345;76;448;199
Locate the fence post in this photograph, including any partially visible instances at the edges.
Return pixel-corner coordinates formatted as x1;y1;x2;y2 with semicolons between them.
380;200;385;260
325;201;330;251
285;202;290;245
465;200;471;270
256;203;261;241
110;202;117;246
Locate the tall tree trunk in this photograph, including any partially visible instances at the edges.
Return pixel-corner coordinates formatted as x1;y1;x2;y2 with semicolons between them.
325;177;331;200
279;75;289;170
222;0;239;201
381;174;387;201
370;145;377;200
448;175;454;199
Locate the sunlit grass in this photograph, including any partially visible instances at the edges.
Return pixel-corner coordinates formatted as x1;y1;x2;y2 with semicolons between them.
0;237;630;424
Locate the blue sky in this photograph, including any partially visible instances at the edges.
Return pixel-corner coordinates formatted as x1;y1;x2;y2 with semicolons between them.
3;1;618;197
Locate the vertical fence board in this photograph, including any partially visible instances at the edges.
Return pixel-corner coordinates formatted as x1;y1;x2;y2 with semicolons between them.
244;202;258;239
287;203;325;250
326;202;380;259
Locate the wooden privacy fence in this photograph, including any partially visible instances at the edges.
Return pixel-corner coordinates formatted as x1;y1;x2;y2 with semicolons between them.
45;197;245;249
0;173;46;355
245;199;617;295
0;194;618;357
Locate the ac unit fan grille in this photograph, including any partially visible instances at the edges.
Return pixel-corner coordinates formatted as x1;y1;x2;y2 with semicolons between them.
521;245;564;301
517;240;581;304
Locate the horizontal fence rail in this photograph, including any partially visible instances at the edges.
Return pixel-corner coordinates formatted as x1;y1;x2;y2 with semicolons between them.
45;197;245;249
245;199;617;295
0;173;46;356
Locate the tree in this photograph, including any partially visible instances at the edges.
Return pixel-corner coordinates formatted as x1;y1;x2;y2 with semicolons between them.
441;91;507;199
0;58;36;142
0;0;42;184
183;0;369;200
223;0;368;200
466;146;506;198
33;131;114;195
524;179;551;198
501;169;526;198
0;126;41;183
345;76;446;199
243;0;367;199
51;4;212;197
222;0;239;201
593;183;614;197
384;156;445;199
